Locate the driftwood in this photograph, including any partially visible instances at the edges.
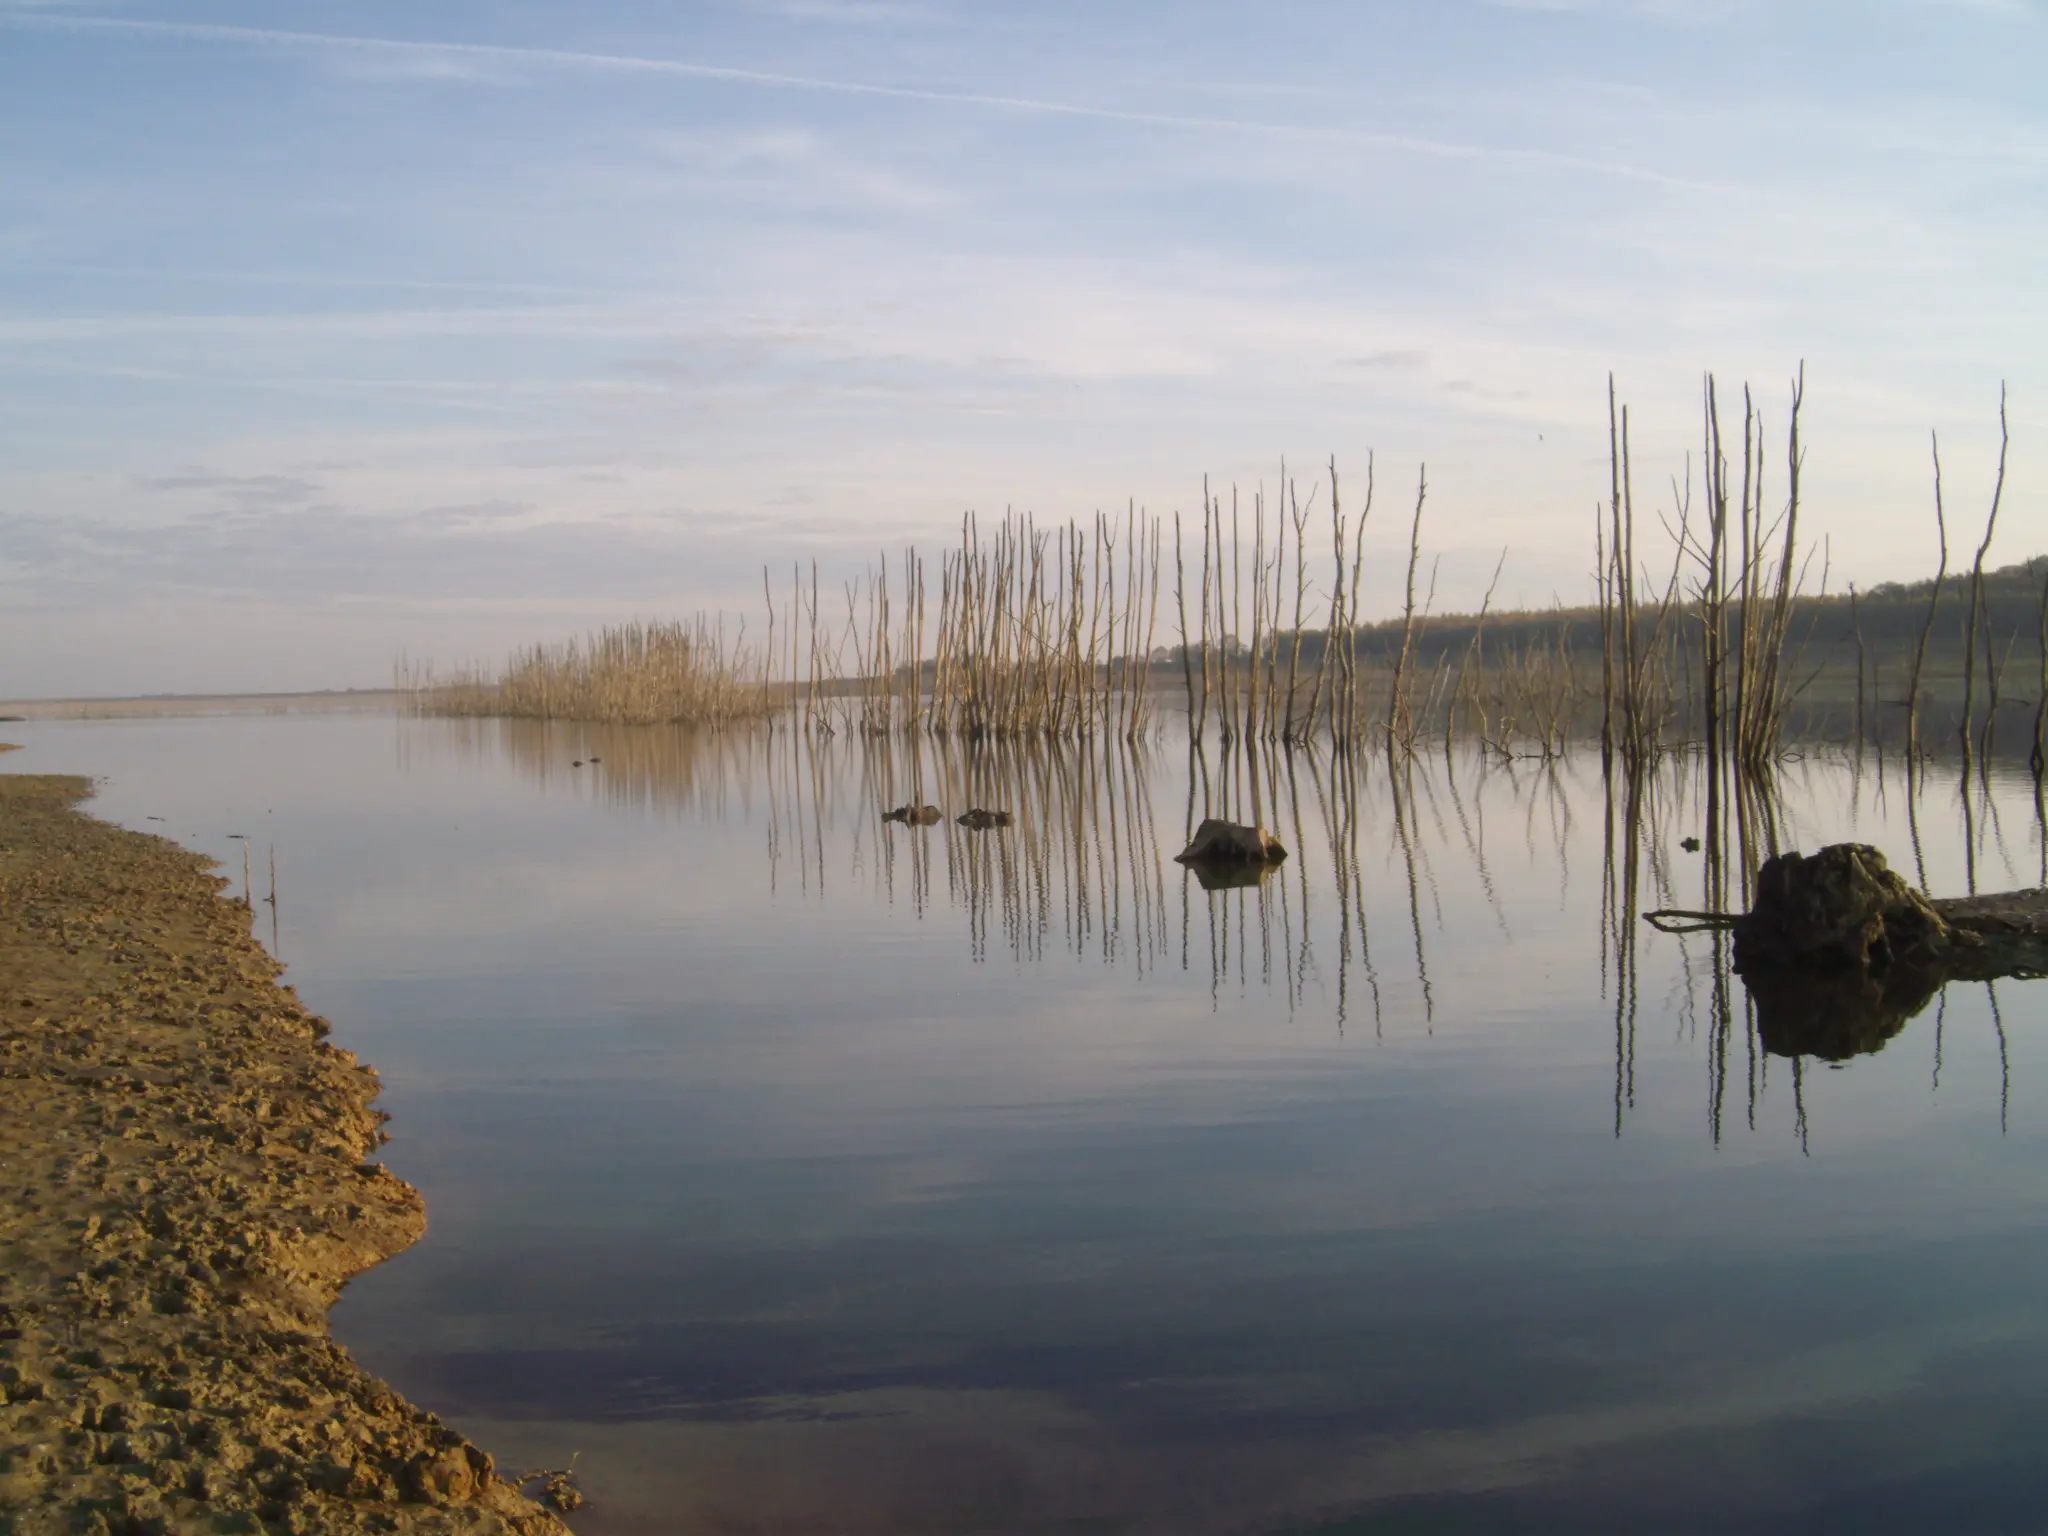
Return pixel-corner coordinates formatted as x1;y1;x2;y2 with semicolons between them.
1175;818;1288;867
882;804;943;826
1646;843;2048;1060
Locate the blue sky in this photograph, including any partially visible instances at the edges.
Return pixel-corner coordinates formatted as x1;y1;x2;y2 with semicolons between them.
2;0;2042;694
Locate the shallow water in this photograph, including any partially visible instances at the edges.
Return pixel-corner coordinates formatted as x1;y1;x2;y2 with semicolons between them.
8;713;2048;1533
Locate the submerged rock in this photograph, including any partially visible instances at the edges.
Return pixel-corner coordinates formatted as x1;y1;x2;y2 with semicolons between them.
956;808;1012;830
1176;818;1288;867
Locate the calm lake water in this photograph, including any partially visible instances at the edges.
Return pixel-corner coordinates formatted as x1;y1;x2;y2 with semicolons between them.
9;711;2048;1534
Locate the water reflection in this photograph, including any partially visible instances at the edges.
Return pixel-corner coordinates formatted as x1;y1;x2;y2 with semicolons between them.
59;710;2012;1535
417;718;2048;1124
423;720;1560;1038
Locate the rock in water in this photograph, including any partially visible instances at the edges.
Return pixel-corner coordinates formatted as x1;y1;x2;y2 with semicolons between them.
957;808;1012;830
1734;843;1956;973
882;803;943;825
1176;818;1288;866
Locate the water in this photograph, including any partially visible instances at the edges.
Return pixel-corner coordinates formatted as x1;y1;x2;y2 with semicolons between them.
8;713;2048;1533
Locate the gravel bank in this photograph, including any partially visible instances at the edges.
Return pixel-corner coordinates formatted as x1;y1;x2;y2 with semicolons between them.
0;775;571;1535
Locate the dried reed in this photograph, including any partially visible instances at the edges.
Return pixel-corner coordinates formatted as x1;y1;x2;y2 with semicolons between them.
399;616;771;725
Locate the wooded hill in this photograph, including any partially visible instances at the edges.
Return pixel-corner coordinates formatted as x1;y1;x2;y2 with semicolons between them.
1163;556;2048;698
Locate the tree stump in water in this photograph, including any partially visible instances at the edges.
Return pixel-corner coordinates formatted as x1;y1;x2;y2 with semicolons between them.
1175;819;1287;867
1646;843;2048;1062
1733;844;1959;974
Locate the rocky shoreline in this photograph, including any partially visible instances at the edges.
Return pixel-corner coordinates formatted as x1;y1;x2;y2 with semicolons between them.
0;775;571;1534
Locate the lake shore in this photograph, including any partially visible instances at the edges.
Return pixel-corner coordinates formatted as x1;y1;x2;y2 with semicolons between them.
0;774;569;1534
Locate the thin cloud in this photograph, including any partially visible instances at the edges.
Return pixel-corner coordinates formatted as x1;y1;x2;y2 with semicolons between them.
0;12;1706;189
1484;0;1753;18
1;262;609;299
137;471;320;509
1913;0;2036;14
0;304;636;344
644;127;954;211
1342;350;1429;370
756;0;942;23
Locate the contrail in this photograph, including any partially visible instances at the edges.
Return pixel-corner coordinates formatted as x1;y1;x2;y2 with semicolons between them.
2;11;1702;188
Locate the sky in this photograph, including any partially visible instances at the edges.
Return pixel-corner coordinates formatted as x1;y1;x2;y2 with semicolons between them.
1;0;2043;696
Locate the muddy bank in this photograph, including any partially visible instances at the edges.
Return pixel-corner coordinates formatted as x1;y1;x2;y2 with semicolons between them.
0;776;570;1534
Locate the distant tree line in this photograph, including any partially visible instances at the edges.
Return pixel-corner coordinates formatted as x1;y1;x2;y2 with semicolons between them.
1143;555;2048;685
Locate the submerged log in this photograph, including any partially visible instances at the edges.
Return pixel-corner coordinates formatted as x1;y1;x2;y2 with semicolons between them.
1175;818;1288;867
882;804;943;826
1925;890;2048;977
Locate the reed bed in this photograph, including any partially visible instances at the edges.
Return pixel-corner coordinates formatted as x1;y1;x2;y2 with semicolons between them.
399;616;772;725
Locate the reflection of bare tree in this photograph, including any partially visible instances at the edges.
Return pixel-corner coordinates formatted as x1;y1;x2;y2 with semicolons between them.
424;722;1523;1044
1304;751;1383;1036
1603;766;1643;1136
1934;989;1947;1092
2036;772;2048;889
1988;980;2011;1134
1386;750;1436;1028
1442;753;1509;941
427;715;2029;1143
1608;752;1792;1142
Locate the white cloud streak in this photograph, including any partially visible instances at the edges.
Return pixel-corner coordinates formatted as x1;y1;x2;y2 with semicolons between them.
0;11;1708;189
